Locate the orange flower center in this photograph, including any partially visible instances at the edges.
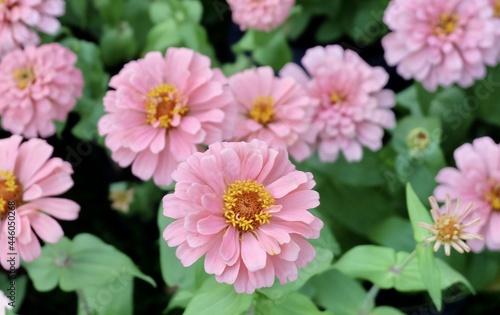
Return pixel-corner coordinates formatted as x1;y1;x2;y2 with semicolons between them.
435;215;462;241
485;184;500;211
146;83;188;128
330;92;345;105
434;13;459;36
223;180;274;232
13;67;35;89
495;1;500;18
249;96;275;126
0;170;23;218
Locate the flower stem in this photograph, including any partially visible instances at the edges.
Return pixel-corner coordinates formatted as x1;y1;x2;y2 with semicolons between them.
360;284;380;315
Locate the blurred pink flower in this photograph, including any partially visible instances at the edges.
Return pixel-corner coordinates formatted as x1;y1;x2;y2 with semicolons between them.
228;66;317;162
489;0;500;61
382;0;499;91
280;45;396;163
163;139;323;293
0;43;83;138
227;0;295;31
98;48;235;186
434;137;500;252
0;135;80;270
0;0;65;57
419;195;483;256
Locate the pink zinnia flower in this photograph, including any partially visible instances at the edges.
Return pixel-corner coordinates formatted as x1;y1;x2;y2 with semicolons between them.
280;45;396;162
227;0;295;32
98;47;235;186
0;135;80;270
228;66;317;162
0;0;65;57
419;196;483;256
434;137;500;252
489;0;500;61
382;0;499;92
0;43;83;138
163;139;323;293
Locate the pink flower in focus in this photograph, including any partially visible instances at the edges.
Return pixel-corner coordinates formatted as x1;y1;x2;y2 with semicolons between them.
0;0;65;57
434;137;500;252
228;66;317;162
98;48;235;186
382;0;499;91
227;0;295;31
0;43;83;138
163;139;323;293
0;135;80;270
280;45;396;162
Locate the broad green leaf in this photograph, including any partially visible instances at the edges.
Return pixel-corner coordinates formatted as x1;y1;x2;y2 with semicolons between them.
100;22;138;67
253;31;292;70
92;0;124;25
368;216;415;252
334;245;396;289
77;274;134;315
221;54;254;77
143;20;181;54
417;242;442;310
149;0;173;24
24;234;155;293
405;183;433;243
474;64;500;127
309;269;366;315
183;278;253;315
273;292;331;315
465;252;499;290
437;258;474;295
370;306;405;315
316;18;342;43
396;84;423;116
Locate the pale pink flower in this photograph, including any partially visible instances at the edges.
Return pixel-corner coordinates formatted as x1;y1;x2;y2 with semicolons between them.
489;0;500;61
0;0;65;58
98;48;235;186
280;45;396;163
419;196;483;256
228;66;317;162
0;43;83;138
0;135;80;270
163;139;323;293
434;137;500;252
382;0;499;92
0;290;12;315
227;0;295;32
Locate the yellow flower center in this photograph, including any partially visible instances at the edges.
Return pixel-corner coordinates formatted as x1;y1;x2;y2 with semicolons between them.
485;185;500;211
495;1;500;18
435;215;462;241
434;13;459;36
0;170;23;218
13;67;35;89
249;96;275;126
223;180;274;232
146;83;188;128
330;92;344;104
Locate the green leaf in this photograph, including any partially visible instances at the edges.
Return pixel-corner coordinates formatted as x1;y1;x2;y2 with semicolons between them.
334;245;397;289
92;0;125;25
416;242;442;310
253;31;292;70
437;258;474;295
309;269;366;315
396;84;423;116
368;216;415;252
272;292;331;315
476;64;500;127
143;20;181;54
370;306;405;315
316;18;343;43
100;22;138;67
77;274;134;315
221;54;254;77
405;183;433;243
24;234;155;293
183;278;253;315
149;0;173;24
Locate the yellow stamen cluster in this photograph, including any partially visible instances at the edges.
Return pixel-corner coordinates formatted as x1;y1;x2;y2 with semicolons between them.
434;215;461;242
223;180;274;232
146;83;188;128
330;92;344;104
495;1;500;18
0;170;23;217
434;13;459;36
13;68;35;89
485;184;500;211
249;96;275;126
